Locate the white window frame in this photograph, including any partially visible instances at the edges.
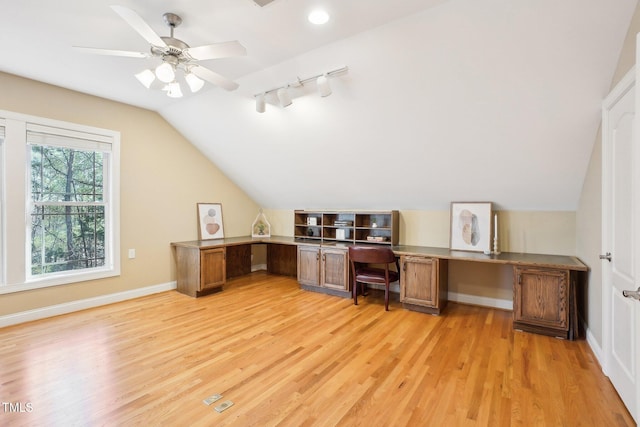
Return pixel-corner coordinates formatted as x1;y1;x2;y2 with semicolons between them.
0;110;120;294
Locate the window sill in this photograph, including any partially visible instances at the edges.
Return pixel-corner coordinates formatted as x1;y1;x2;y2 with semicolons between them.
0;268;120;294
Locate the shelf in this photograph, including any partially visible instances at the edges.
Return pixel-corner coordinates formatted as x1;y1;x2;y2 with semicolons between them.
294;210;399;245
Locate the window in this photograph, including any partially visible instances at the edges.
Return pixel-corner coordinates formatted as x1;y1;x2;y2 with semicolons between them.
0;112;120;292
28;126;110;276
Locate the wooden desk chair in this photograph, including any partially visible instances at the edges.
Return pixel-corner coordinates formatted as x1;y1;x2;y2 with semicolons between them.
348;246;400;311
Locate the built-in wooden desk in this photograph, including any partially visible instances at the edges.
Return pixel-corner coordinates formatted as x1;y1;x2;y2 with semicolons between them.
172;236;588;339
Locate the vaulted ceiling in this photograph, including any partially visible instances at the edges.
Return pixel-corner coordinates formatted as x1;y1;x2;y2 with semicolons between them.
2;0;637;211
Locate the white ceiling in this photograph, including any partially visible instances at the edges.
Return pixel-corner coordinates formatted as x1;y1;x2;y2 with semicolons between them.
2;0;638;211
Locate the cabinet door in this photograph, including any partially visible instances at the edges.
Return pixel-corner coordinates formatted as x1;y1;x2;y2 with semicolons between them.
200;248;225;291
321;248;349;291
400;256;438;307
513;267;569;331
297;246;320;286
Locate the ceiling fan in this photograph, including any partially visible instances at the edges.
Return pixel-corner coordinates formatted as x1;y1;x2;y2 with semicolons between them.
74;5;246;97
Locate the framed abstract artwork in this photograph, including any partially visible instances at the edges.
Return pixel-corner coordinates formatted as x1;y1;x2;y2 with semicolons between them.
449;202;492;252
197;203;224;240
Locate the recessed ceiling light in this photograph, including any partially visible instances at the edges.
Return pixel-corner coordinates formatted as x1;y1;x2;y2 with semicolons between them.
308;9;330;25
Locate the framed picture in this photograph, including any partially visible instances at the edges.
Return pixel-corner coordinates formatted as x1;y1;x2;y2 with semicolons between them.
197;203;224;240
449;202;492;252
251;209;271;238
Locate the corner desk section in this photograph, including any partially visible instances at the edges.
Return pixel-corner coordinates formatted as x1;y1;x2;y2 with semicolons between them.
171;236;588;340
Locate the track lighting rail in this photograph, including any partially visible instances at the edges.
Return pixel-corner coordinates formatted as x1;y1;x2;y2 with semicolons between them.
254;66;348;112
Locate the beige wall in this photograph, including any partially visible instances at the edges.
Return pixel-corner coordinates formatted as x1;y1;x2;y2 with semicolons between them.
576;4;640;347
0;72;259;316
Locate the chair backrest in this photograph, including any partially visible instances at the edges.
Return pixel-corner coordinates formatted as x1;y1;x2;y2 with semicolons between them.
348;245;396;264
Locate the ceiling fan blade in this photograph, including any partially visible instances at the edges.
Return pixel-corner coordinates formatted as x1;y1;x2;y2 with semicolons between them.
110;5;166;47
191;65;239;91
73;46;149;58
186;41;247;60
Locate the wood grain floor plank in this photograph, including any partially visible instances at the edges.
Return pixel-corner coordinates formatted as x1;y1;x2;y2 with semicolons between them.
0;272;634;426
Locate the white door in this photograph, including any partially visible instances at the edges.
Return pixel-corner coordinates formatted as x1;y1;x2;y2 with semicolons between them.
602;58;640;423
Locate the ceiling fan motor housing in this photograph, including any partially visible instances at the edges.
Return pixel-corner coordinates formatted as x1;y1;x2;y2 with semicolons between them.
151;37;191;63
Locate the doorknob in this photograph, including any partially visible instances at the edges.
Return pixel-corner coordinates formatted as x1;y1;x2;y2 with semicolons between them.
599;252;612;262
622;287;640;300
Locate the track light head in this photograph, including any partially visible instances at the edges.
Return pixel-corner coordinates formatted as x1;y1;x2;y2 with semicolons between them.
317;74;331;97
277;87;292;107
256;93;266;113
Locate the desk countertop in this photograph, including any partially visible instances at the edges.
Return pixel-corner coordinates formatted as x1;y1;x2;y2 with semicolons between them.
171;236;588;271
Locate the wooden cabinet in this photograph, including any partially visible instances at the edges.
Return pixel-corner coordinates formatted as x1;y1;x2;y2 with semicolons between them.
294;210;399;245
297;246;321;286
400;256;448;314
513;266;577;338
321;248;349;291
297;245;349;296
175;246;226;297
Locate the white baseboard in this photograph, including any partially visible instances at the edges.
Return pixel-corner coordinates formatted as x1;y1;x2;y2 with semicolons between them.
358;286;512;310
447;291;513;310
0;281;177;328
585;326;606;373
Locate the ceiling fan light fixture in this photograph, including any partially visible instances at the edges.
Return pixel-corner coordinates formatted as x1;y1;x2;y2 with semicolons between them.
185;72;205;93
76;6;246;97
166;81;183;98
135;69;156;88
155;61;176;83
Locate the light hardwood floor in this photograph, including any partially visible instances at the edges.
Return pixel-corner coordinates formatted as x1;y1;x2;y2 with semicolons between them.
0;272;634;426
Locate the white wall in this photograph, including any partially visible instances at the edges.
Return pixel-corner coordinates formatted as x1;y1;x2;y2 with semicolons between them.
160;0;634;212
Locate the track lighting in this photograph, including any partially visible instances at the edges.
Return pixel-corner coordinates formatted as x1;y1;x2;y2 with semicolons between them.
253;66;348;113
317;74;331;97
277;86;292;107
256;93;266;113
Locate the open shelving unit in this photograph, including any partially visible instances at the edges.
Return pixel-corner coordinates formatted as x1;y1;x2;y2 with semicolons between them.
294;210;399;245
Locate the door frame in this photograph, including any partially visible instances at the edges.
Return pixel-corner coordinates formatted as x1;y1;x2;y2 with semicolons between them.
601;64;638;422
